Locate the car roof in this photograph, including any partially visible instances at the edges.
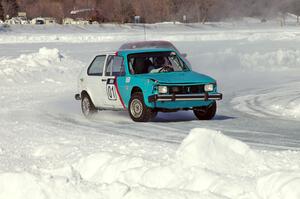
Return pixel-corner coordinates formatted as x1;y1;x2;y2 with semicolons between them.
119;40;174;49
117;48;176;56
119;40;181;52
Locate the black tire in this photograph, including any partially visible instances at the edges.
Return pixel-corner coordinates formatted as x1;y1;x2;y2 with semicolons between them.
129;92;157;122
193;101;217;120
81;93;97;118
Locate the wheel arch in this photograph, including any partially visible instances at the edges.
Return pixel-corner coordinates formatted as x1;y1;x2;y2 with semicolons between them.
81;90;89;97
131;86;143;96
81;90;95;105
128;90;156;122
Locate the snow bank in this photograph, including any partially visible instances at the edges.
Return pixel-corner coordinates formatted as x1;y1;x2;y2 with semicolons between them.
177;128;261;168
0;172;129;199
197;48;300;73
0;47;82;85
1;128;299;199
75;152;149;184
0;31;296;43
0;172;44;199
240;49;300;71
1;24;300;43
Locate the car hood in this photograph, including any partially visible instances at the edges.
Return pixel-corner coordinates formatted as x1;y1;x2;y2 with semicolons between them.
137;71;215;84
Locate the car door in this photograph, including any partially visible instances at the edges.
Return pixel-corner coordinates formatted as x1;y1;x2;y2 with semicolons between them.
102;54;125;109
85;55;107;108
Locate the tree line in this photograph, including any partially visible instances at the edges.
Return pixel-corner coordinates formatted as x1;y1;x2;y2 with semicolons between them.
1;0;300;23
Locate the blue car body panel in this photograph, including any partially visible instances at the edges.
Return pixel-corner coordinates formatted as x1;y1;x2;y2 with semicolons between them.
116;48;221;109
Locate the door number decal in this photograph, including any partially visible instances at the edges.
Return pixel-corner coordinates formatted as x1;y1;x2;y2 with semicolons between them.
106;78;117;100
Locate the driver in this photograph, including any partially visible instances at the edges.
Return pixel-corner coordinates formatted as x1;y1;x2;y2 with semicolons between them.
148;56;173;73
155;56;166;68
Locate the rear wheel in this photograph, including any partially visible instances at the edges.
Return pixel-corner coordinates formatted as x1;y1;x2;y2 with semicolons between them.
81;93;96;118
129;92;157;122
193;101;217;120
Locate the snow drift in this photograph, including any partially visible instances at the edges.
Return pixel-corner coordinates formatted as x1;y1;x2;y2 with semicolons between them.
240;49;300;71
176;128;261;168
0;128;299;199
257;172;300;199
1;24;300;44
0;47;82;85
196;48;300;73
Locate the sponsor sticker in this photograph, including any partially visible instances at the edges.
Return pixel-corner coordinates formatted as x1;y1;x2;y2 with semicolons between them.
106;78;117;100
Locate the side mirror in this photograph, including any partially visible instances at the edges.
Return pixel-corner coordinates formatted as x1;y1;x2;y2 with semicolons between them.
181;53;187;58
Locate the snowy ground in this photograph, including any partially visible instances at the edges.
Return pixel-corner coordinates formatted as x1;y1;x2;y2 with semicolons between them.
0;23;300;199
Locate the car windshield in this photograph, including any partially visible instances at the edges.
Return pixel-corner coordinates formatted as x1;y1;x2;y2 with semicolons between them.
128;51;189;75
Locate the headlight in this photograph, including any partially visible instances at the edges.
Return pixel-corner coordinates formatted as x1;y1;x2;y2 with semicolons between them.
158;86;168;94
204;84;214;92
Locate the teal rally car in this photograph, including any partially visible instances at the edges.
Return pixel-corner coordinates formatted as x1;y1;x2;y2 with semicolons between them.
75;47;222;122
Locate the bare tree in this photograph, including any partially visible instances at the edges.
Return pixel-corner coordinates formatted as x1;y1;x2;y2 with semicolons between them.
0;0;4;20
2;0;18;18
284;0;300;23
194;0;216;23
118;0;135;23
169;0;185;22
6;0;300;24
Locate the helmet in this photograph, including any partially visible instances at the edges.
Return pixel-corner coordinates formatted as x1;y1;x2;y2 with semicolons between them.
155;56;165;66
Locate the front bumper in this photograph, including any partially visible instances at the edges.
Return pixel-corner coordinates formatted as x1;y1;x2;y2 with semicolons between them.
148;93;222;103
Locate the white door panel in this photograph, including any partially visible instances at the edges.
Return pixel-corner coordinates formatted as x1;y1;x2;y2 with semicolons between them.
102;55;125;109
86;76;107;107
85;55;107;108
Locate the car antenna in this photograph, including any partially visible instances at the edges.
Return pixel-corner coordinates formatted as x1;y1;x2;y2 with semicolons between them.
143;23;147;41
141;3;147;41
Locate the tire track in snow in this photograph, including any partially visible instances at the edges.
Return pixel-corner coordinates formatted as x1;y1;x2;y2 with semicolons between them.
232;81;300;121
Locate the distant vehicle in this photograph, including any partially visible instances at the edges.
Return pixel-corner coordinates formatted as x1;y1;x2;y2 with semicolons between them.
63;17;75;25
44;17;57;24
31;18;45;25
75;48;222;122
31;17;57;25
35;20;44;25
4;17;28;25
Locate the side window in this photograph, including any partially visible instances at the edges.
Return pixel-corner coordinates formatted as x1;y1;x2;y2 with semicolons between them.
105;55;125;76
87;55;106;76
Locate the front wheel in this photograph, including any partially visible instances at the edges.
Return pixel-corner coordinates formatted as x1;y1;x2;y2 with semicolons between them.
193;101;217;120
81;94;96;118
129;92;157;122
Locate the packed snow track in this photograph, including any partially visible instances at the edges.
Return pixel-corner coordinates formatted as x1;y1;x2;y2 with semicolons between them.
0;24;300;199
232;82;300;120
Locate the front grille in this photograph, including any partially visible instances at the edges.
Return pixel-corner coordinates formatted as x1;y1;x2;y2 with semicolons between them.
169;85;205;94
